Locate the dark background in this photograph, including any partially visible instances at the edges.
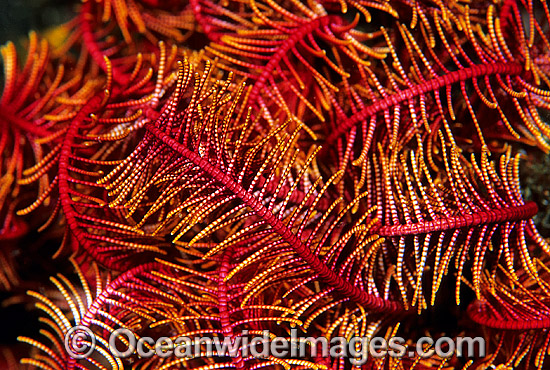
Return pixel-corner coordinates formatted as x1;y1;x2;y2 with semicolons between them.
0;0;75;46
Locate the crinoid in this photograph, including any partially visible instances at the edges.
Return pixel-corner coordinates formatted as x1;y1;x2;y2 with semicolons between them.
0;0;549;369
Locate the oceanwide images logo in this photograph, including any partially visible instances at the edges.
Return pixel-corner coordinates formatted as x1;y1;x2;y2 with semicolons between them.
65;326;486;365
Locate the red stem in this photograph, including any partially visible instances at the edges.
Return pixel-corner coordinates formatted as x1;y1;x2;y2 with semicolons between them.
468;301;550;330
58;93;116;268
325;62;525;146
80;1;129;86
218;250;245;369
247;15;332;108
0;108;51;137
69;262;164;369
375;202;538;236
146;123;405;314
